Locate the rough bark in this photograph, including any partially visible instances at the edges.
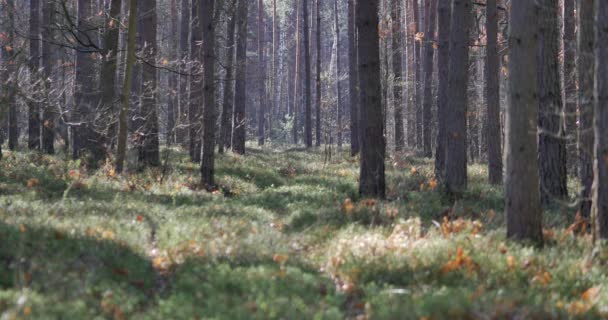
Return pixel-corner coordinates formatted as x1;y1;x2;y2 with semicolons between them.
189;1;202;162
392;0;405;152
334;0;342;148
232;0;248;155
444;0;471;195
29;0;41;150
348;0;360;155
578;0;595;218
594;0;608;239
537;0;568;205
293;0;301;145
485;0;502;184
167;0;179;145
357;0;386;198
315;0;322;146
413;0;422;149
178;0;191;145
505;0;543;245
200;0;217;187
257;0;266;146
4;0;18;151
115;0;138;174
434;0;450;181
139;0;160;166
219;0;237;154
563;0;577;175
421;0;436;157
303;0;313;148
41;0;55;154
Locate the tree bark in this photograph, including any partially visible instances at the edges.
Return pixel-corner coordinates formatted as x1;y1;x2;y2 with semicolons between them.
293;0;301;145
41;0;55;154
303;0;313;148
485;0;502;184
257;0;266;146
3;0;18;151
115;0;138;174
315;0;322;146
178;0;191;145
334;0;343;148
563;0;577;176
593;0;608;239
421;0;436;157
232;0;248;155
189;1;203;162
348;0;360;155
434;0;450;181
167;0;179;146
357;0;385;198
444;0;471;195
29;0;41;150
505;0;543;245
578;0;595;218
200;0;217;187
139;0;160;166
537;0;568;205
391;0;405;152
219;0;237;154
412;0;422;149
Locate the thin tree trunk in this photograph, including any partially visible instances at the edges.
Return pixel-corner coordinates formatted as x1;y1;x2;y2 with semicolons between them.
41;0;55;154
563;0;577;176
115;0;138;174
578;0;595;218
293;0;301;145
315;0;322;146
421;0;436;157
189;1;202;162
232;0;248;155
538;0;568;205
200;0;217;187
348;0;360;155
257;0;266;146
444;0;471;195
593;0;608;239
485;0;502;184
334;0;342;148
178;0;191;145
506;0;543;245
167;0;179;146
219;0;237;154
29;0;41;150
303;0;313;148
358;0;386;198
4;0;18;151
413;0;422;149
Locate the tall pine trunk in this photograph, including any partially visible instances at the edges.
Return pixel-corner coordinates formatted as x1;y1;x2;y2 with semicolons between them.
421;0;436;157
505;0;543;245
392;0;404;152
315;0;322;146
434;0;450;181
200;0;217;187
219;0;237;154
485;0;502;184
257;0;266;146
563;0;577;175
358;0;385;198
232;0;248;155
29;0;41;150
303;0;313;147
189;1;203;162
348;0;360;155
41;0;55;154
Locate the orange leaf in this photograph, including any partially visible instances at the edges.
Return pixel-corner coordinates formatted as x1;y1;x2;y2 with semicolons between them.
581;286;601;301
342;198;355;215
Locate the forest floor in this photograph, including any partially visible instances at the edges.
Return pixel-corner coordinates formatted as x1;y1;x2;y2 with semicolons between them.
0;147;605;319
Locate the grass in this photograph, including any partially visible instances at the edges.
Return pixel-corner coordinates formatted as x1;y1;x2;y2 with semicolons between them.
0;146;605;319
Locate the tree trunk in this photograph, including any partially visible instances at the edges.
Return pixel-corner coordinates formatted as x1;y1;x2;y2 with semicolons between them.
315;0;322;147
506;0;543;245
98;0;122;150
485;0;502;184
578;0;595;218
434;0;450;181
594;0;608;239
444;0;471;195
257;0;266;146
334;0;342;148
29;0;41;150
358;0;386;198
348;0;360;155
219;0;237;154
200;0;217;187
563;0;577;176
189;1;203;162
115;0;138;174
232;0;248;155
537;0;568;205
412;0;422;149
4;0;18;151
178;0;191;145
421;0;436;157
303;0;313;148
41;0;55;154
167;0;179;146
293;0;301;145
139;0;160;166
391;0;404;152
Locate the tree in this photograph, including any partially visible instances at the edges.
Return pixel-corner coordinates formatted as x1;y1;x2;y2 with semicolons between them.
257;0;266;146
593;0;608;239
334;0;342;148
347;0;360;156
357;0;385;198
485;0;502;185
232;0;248;155
2;0;17;152
421;0;436;157
73;0;105;163
41;0;54;154
167;0;179;145
178;0;191;145
315;0;322;147
116;0;138;174
139;0;160;166
564;0;576;174
200;0;217;187
412;0;422;149
219;0;237;154
537;0;567;205
293;0;301;145
444;0;471;195
578;0;595;218
28;0;41;150
434;0;450;181
303;0;313;148
505;0;543;245
99;0;122;150
391;0;404;152
190;1;203;162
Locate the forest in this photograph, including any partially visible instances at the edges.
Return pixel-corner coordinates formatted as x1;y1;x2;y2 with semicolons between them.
0;0;608;318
